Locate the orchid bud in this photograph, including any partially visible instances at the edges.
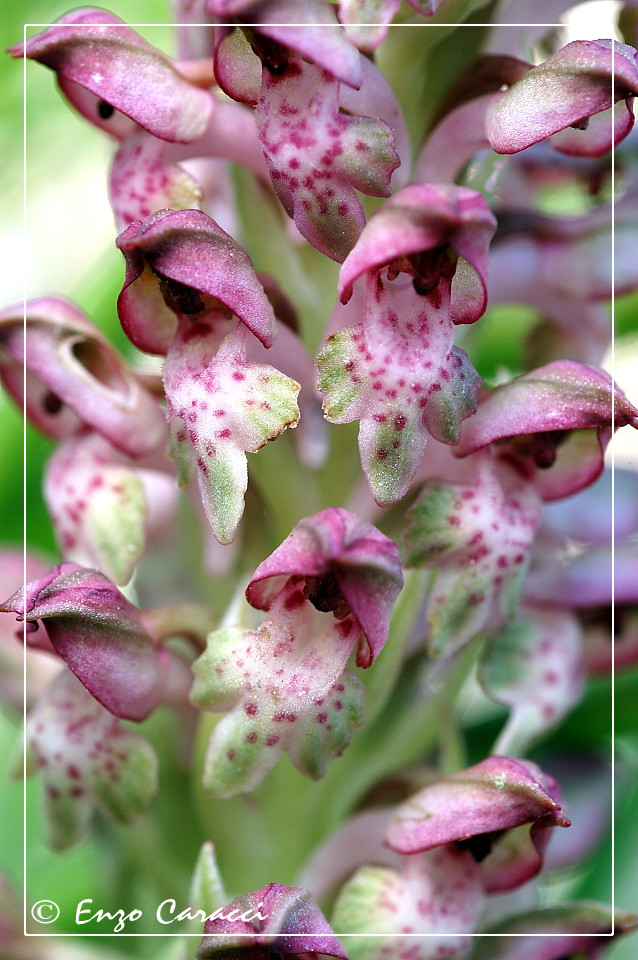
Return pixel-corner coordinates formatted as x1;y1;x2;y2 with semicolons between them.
211;0;363;89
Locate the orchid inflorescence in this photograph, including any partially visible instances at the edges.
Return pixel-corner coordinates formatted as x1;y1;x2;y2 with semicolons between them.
1;1;638;958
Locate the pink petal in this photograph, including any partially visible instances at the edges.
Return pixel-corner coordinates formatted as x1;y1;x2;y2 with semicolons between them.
210;0;363;88
0;564;161;721
455;361;638;460
486;39;638;154
386;756;569;857
198;883;347;957
11;9;212;142
246;507;403;666
116;208;276;353
0;297;167;457
338;183;496;324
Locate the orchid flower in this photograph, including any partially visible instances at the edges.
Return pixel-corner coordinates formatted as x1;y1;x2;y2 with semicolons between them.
0;297;166;458
486;39;638;157
116;208;300;542
0;563;162;721
11;9;213;142
44;432;177;585
191;509;401;794
386;756;570;890
317;184;495;504
18;669;158;850
197;882;347;959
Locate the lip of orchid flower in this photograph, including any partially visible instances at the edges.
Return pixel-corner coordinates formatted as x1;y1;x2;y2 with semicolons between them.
116;208;277;355
385;756;570;892
22;669;158;851
245;507;403;668
486;39;638;157
197;882;348;959
0;297;167;459
338;183;497;325
0;563;162;722
454;360;638;500
10;8;213;143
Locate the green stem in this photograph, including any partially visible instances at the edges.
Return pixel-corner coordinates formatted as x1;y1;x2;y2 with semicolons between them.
305;637;481;845
248;433;322;543
360;568;431;726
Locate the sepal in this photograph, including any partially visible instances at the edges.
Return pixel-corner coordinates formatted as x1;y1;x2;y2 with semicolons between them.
10;9;212;142
0;563;161;721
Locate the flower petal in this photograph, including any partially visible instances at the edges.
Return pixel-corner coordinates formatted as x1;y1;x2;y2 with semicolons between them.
332;848;484;959
164;322;299;544
480;606;585;756
317;276;481;506
0;564;161;721
246;506;403;667
254;55;399;262
338;183;496;324
386;756;569;856
23;670;157;850
190;580;364;795
486;39;638;155
404;458;541;658
0;297;166;457
11;9;212;142
116;208;277;353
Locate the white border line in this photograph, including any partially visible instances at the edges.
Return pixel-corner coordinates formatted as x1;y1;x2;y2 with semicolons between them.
21;13;618;942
